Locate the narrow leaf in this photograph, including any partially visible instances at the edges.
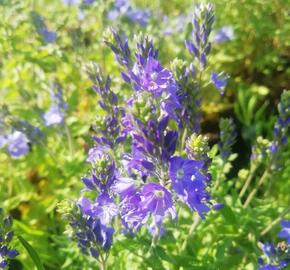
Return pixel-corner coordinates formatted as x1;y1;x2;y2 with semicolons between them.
18;235;45;270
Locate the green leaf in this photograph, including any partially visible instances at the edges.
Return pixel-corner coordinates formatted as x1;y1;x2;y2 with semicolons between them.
18;235;45;270
220;205;238;226
152;245;176;264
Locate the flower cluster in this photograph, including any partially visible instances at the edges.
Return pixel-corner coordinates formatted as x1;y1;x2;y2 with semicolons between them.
106;32;180;119
250;136;271;166
87;63;125;155
0;130;29;158
171;59;202;133
0;108;44;158
183;4;229;95
31;12;57;44
258;220;290;270
96;30;212;231
63;5;227;264
58;201;113;261
218;118;237;161
278;220;290;244
107;0;151;27
185;3;214;69
269;90;290;169
162;14;188;36
0;209;19;269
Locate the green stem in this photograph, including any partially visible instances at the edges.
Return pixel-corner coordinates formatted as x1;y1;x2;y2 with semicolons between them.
39;140;64;176
99;254;106;270
212;159;225;193
181;214;201;251
239;165;256;199
243;168;269;208
148;226;160;254
261;207;290;236
180;127;188;155
64;119;74;157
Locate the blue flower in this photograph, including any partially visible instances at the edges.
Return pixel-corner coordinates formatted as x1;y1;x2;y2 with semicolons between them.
185;4;214;69
111;176;138;198
78;193;118;226
62;0;81;5
258;265;279;270
43;105;64;126
169;156;211;218
140;183;176;224
211;72;229;95
278;220;290;244
214;26;234;43
64;202;114;258
81;157;117;193
119;193;146;231
218;118;236;160
7;131;29;158
44;84;67;126
0;209;19;268
262;243;276;258
169;156;206;190
126;8;151;27
135;57;173;97
93;193;118;225
38;28;57;44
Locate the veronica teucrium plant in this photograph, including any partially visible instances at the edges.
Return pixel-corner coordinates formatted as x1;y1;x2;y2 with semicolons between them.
58;3;289;269
0;209;19;269
58;4;222;268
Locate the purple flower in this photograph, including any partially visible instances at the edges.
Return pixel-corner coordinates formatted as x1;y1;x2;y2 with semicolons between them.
185;4;214;69
78;194;118;225
107;0;130;21
211;72;229;94
0;261;8;268
140;183;176;224
213;203;224;210
137;57;173;97
44;84;67;126
218;118;236;160
38;28;57;44
62;0;81;5
93;193;118;225
278;220;290;244
169;156;205;191
0;208;19;267
81;159;117;193
111;176;137;198
126;8;150;27
7;131;29;158
108;9;120;21
43;105;64;126
83;0;95;4
258;265;279;270
262;243;276;258
119;193;146;231
169;156;211;218
66;201;114;258
86;146;109;163
214;26;234;43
